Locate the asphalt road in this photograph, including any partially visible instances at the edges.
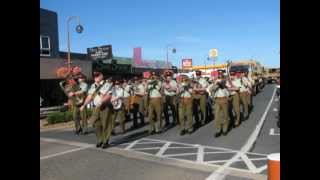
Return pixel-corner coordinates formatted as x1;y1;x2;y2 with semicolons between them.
40;84;279;180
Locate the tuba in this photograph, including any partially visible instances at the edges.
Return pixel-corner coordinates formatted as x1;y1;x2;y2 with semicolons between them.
60;81;84;106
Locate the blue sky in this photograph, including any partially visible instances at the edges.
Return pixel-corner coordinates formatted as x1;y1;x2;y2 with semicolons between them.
41;0;279;68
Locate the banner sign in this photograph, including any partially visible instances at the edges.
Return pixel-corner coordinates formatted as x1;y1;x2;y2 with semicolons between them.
87;45;113;61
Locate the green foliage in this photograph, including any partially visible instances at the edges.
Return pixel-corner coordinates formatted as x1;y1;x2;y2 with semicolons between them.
47;107;93;125
47;111;71;124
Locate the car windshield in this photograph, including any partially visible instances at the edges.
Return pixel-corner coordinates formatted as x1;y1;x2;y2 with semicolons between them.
229;65;249;72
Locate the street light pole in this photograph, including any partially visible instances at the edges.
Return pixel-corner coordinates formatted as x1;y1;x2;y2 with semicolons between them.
166;45;169;69
166;44;176;69
67;16;83;73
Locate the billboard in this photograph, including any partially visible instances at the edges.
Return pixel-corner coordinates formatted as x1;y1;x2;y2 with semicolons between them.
182;59;192;69
87;45;113;61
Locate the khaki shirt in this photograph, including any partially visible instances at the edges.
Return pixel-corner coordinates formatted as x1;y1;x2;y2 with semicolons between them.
88;80;112;106
79;82;88;93
135;83;146;96
248;76;255;86
112;86;124;98
207;83;216;97
147;80;162;98
211;79;229;98
197;77;209;88
214;88;230;98
178;83;192;98
163;80;177;96
240;78;250;93
123;84;132;98
226;79;241;95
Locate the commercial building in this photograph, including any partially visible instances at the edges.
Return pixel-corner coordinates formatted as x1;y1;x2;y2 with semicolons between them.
40;8;92;107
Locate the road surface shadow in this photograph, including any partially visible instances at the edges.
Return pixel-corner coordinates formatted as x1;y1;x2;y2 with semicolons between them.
110;130;150;146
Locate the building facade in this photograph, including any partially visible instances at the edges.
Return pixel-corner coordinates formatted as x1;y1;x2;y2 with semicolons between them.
40;8;92;107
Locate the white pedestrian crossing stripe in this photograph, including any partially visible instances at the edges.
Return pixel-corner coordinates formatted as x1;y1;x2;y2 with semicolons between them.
121;138;268;174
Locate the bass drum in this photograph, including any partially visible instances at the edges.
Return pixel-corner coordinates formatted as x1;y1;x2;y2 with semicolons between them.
111;97;123;110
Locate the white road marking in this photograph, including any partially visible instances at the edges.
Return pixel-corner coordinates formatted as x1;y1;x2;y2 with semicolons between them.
273;108;278;112
253;165;268;173
40;137;94;160
41;137;92;147
125;140;139;150
142;138;235;152
167;147;199;149
241;153;257;172
156;142;171;156
40;146;91;160
131;147;161;151
205;88;277;180
203;151;237;155
163;153;198;157
274;98;279;102
206;157;268;164
197;146;204;163
269;128;280;136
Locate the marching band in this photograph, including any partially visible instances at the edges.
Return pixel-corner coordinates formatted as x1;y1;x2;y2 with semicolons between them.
61;69;260;148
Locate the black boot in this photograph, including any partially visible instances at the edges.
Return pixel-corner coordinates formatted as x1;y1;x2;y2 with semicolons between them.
180;130;186;136
215;130;222;138
102;143;110;149
222;131;228;136
96;142;103;148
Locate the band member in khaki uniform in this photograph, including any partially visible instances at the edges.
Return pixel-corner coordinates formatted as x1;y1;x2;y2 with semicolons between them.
110;80;126;134
226;72;241;127
193;70;209;126
147;72;163;134
132;77;146;129
243;72;253;110
80;71;113;149
238;72;250;120
177;76;193;135
142;78;149;116
122;79;133;123
212;74;230;137
59;76;84;135
73;74;89;134
163;70;178;127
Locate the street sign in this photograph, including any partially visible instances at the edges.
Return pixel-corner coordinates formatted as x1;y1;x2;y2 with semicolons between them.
209;49;218;58
182;59;192;69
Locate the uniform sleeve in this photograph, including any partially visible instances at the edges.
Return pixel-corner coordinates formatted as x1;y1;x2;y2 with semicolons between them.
80;83;88;93
171;81;178;90
156;82;161;91
100;83;112;95
87;84;95;95
118;89;124;97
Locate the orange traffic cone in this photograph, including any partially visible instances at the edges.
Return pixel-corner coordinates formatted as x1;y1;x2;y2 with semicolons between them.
267;153;280;180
